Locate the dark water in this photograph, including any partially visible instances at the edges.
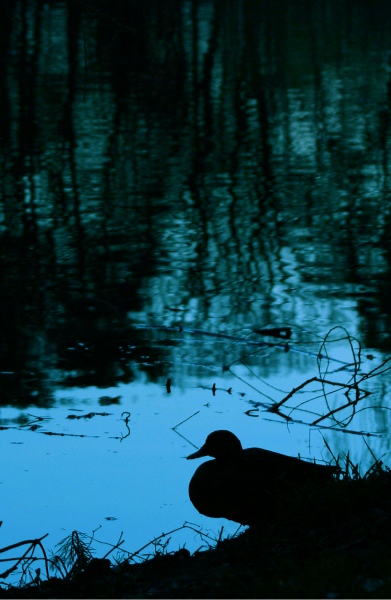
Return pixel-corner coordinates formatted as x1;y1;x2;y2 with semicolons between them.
1;0;391;400
1;0;391;579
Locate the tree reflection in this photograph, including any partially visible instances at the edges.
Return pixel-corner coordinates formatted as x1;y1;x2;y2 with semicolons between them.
1;0;391;402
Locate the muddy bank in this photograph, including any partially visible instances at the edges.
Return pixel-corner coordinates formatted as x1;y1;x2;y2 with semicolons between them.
1;493;391;599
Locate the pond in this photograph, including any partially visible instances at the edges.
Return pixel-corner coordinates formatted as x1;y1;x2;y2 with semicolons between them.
1;0;391;584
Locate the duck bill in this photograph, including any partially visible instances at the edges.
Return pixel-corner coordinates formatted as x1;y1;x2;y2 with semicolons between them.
186;445;208;460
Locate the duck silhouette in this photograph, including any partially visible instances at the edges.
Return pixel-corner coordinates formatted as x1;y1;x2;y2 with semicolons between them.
186;430;338;526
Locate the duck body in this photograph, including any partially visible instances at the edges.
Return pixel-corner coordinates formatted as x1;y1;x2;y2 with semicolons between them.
187;430;338;526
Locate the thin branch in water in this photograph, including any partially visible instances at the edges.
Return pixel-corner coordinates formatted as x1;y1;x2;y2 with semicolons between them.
0;534;50;580
172;411;200;431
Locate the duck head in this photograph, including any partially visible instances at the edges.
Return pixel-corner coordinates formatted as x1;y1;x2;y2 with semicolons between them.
186;430;243;461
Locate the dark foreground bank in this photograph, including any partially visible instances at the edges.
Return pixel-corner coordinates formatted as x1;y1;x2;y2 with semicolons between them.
1;472;391;599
